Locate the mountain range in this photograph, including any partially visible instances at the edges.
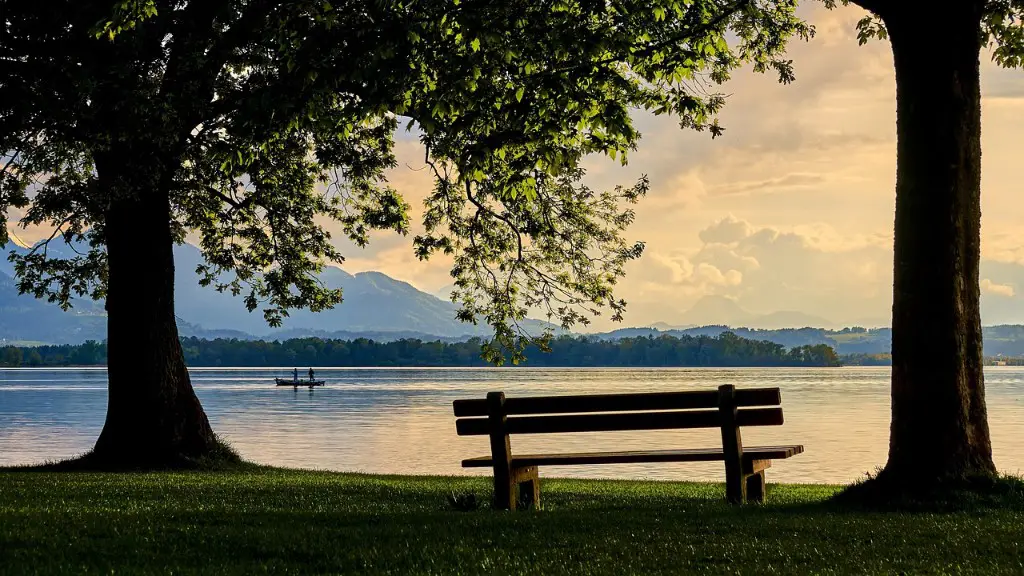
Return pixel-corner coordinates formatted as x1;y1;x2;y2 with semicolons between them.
2;242;1023;357
0;242;554;344
657;295;888;330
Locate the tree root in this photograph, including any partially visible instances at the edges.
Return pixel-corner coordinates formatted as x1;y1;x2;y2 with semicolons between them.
23;436;244;472
832;468;1024;511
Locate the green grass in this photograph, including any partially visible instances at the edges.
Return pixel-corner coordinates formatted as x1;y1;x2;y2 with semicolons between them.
2;469;1023;575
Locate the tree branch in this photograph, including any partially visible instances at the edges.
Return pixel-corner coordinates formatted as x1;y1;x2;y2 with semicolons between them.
206;185;255;212
26;210;83;257
464;182;524;263
1;151;21;177
548;0;754;76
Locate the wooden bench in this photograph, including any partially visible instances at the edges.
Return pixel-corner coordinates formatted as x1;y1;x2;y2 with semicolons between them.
453;384;803;510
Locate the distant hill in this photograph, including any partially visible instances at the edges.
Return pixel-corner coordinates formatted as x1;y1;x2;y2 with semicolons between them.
648;321;695;331
676;295;837;330
0;242;556;344
560;324;1024;357
590;325;858;350
750;310;839;330
1;241;1021;352
675;295;754;327
172;243;555;338
0;270;107;344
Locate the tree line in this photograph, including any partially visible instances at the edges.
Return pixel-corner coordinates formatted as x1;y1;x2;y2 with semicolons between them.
0;333;840;368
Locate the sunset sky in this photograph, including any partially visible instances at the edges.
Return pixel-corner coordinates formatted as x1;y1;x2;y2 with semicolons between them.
335;2;1024;330
7;3;1022;331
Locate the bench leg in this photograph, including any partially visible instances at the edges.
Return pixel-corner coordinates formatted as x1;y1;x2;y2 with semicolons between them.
725;467;746;504
493;472;516;511
514;466;540;511
746;471;766;503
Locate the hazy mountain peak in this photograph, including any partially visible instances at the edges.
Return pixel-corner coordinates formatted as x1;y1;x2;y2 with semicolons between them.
677;295;755;328
673;294;837;330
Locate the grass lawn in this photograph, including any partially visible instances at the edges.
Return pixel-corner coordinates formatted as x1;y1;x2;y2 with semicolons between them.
1;468;1023;575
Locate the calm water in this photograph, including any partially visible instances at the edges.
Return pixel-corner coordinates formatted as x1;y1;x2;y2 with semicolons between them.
2;367;1022;483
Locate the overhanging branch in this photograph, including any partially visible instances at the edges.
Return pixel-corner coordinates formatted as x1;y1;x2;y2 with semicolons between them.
206;185;255;212
548;0;754;76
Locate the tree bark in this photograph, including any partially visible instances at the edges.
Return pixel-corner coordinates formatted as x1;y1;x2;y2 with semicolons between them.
882;5;996;486
90;162;227;468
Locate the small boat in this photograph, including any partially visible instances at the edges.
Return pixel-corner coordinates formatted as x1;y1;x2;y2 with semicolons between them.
275;377;325;388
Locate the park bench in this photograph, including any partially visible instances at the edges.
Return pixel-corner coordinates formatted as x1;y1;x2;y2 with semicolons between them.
452;384;803;510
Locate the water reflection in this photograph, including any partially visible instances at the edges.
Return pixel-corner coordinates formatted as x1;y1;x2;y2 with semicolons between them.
2;367;1022;483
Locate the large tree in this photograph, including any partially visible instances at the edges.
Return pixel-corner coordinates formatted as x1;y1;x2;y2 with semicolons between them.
825;0;1023;494
0;1;805;467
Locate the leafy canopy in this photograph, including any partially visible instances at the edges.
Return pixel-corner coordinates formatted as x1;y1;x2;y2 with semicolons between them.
1;0;810;362
824;0;1024;63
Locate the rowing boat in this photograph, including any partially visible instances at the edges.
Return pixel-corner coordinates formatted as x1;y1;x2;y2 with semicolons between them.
275;378;325;387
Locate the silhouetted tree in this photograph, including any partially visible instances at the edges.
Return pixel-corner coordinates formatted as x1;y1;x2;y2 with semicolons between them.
0;1;805;467
824;0;1024;495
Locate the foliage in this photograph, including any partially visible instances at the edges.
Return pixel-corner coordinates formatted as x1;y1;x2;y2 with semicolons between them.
984;0;1024;68
0;332;840;367
0;0;811;361
839;352;892;366
1;470;1023;574
824;0;1024;70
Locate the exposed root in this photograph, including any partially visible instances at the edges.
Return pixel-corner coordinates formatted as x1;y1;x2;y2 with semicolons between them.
18;436;245;472
833;467;1024;511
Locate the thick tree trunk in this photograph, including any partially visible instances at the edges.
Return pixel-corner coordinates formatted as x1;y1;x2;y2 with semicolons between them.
90;166;227;467
882;6;996;486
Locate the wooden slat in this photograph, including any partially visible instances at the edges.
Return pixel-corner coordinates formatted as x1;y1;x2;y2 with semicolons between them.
452;388;781;417
461;445;804;468
455;407;784;436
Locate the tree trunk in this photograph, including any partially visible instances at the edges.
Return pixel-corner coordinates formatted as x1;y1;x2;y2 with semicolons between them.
882;5;996;487
90;165;227;468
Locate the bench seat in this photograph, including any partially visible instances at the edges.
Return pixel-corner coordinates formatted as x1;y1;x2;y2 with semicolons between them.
462;445;804;468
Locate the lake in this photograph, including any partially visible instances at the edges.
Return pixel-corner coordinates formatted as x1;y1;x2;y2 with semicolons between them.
2;367;1023;484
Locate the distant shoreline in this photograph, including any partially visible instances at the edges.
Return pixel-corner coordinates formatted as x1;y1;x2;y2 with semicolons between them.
3;335;1021;369
1;333;842;368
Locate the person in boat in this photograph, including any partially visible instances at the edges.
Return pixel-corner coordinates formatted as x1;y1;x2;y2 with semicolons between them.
293;368;298;382
308;367;315;381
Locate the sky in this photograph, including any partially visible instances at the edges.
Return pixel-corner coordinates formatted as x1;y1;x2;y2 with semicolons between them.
6;3;1023;332
335;2;1024;331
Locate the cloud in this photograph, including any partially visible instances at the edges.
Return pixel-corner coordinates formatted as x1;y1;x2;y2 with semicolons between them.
633;216;893;322
981;279;1015;298
982;231;1024;266
983;62;1024;99
695;263;743;287
712;173;827;196
789;223;890;253
698;215;752;244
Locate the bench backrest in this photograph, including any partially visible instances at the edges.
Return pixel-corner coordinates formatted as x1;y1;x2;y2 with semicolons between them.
453;385;784;436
